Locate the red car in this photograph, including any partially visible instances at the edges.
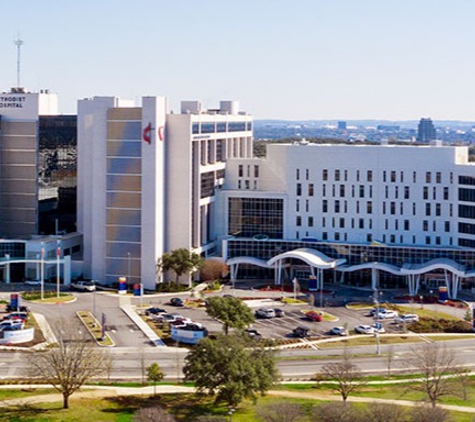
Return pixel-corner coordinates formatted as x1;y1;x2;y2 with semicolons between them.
305;311;323;322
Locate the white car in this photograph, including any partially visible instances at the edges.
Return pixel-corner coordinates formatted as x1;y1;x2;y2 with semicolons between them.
375;309;399;319
330;326;349;336
71;280;96;292
24;280;42;286
255;308;276;319
355;324;375;334
395;314;419;324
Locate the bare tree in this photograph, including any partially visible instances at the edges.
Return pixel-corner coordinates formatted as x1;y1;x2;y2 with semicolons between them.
455;367;471;401
406;342;460;407
363;403;407;422
133;405;176;422
26;327;110;409
311;402;363;422
409;403;451;422
255;402;306;422
385;345;395;377
316;348;365;402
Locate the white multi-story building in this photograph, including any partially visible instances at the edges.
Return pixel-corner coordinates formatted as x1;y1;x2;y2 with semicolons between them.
218;142;475;298
77;96;252;289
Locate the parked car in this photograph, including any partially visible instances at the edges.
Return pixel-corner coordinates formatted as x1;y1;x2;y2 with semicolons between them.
24;280;41;286
305;311;323;322
170;297;184;307
395;314;419;324
154;313;181;323
244;329;262;339
330;326;349;336
5;304;29;313
0;320;24;331
145;307;166;316
71;280;96;292
372;322;386;333
355;324;375;334
274;308;285;318
3;312;28;322
292;326;310;338
374;309;398;319
255;308;276;319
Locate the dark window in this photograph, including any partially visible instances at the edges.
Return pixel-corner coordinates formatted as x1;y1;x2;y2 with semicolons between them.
423;220;428;231
436;172;442;183
339;218;345;228
391;171;396;182
296;183;302;196
308;216;314;227
296;216;302;226
404;186;410;199
459;222;475;235
404;220;410;231
367;170;372;182
436;203;441;216
201;122;215;133
459;238;475;248
217;122;226;132
238;165;243;177
425;203;431;216
322;200;328;213
423;187;428;200
426;172;431;183
308;184;314;196
200;171;215;198
228;122;246;132
254;165;259;178
296;169;300;180
192;123;199;134
322;169;328;181
246;121;252;131
335;169;340;181
367;201;372;214
334;200;340;213
340;185;345;197
459;188;475;203
444;187;449;200
459;175;475;186
445;221;450;232
359;185;364;198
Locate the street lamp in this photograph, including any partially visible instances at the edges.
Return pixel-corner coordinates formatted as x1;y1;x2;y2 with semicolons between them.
40;242;45;301
56;240;61;299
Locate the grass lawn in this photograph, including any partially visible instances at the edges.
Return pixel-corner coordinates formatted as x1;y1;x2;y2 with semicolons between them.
395;305;461;321
76;311;114;346
0;389;56;400
317;334;425;348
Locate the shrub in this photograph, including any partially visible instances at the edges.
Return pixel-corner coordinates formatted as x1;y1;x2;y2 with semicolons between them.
155;282;189;292
410;317;472;333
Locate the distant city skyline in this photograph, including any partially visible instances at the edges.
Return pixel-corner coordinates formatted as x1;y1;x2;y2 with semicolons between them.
2;1;475;120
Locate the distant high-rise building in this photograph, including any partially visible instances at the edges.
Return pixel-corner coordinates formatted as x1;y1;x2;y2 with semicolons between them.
417;118;436;142
337;121;347;130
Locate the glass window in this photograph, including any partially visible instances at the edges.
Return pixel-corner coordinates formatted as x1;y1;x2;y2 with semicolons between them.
308;184;314;196
296;183;302;196
335;169;340;181
367;170;372;182
254;165;259;178
201;122;215;133
217;122;226;132
296;216;302;226
322;169;328;181
334;200;340;213
426;172;431;183
238;165;243;177
308;216;314;227
192;122;199;134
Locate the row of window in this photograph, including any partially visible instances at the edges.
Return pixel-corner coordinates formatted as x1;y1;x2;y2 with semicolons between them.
192;121;252;134
320;168;452;184
238;164;259;178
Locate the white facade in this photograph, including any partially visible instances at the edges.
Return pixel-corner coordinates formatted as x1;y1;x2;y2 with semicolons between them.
78;97;252;289
219;143;475;249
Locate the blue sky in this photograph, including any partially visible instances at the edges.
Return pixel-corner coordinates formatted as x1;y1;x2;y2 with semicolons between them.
2;0;474;120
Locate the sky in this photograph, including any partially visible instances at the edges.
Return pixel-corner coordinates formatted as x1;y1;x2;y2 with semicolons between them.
2;0;475;120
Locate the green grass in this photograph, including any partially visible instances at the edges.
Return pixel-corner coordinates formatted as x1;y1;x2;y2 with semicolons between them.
316;335;425;348
0;388;56;400
21;291;74;303
76;311;114;346
395;305;461;320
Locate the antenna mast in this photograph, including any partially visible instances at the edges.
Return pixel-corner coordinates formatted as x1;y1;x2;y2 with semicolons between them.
14;37;24;88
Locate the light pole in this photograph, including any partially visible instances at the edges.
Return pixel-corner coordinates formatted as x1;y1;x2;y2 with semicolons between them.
373;288;381;355
127;252;131;285
56;240;61;298
40;242;44;301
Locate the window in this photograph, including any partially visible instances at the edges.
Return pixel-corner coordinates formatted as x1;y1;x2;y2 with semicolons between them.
308;184;314;196
444;187;449;200
369;186;373;198
436;172;441;183
390;202;396;215
400;202;404;214
359;218;364;229
385;186;389;199
296;169;300;180
322;169;328;181
395;186;399;199
404;220;410;231
425;203;431;216
340;185;345;197
367;201;373;214
238;165;243;177
400;171;404;183
356;201;360;213
383;171;386;182
426;236;431;245
245;180;250;189
339;218;345;228
413;171;417;183
296;183;302;196
404;186;410;199
436;236;441;245
308;216;314;227
413;202;416;215
391;171;396;182
254;165;259;178
335;232;340;241
296;216;302;226
296;200;300;212
395;220;399;230
322;217;326;227
344;170;348;181
359;185;365;198
238;180;241;189
390;235;395;243
334;200;340;213
385;219;388;230
423;220;428;231
305;200;309;212
322;200;328;213
426;172;431;183
382;202;386;214
356;170;360;182
335;169;340;181
433;186;436;200
322;184;326;196
436;203;441;216
423;186;428;200
445;221;450;232
247;165;250;177
352;185;355;197
367;170;372;182
306;169;309;180
322;232;328;240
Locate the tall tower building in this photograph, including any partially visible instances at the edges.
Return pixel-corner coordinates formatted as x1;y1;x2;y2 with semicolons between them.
417;117;436;143
78;96;252;289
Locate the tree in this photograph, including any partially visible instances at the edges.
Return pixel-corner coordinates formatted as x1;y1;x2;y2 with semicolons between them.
183;333;278;407
146;362;165;396
255;402;307;422
311;402;363;422
409;403;451;422
385;345;395;378
133;405;176;422
316;348;365;402
158;248;204;285
363;403;407;422
205;296;255;334
200;258;229;282
26;328;110;409
406;342;460;407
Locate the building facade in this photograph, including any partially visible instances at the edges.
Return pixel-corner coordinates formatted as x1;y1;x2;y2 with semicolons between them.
417;117;436;143
217;143;475;296
78;97;252;289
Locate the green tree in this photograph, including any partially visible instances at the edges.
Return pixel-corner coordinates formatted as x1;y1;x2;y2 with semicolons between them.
206;296;255;334
158;248;204;285
183;333;278;407
146;362;165;396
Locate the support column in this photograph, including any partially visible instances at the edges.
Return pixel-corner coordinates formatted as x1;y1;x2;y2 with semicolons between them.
371;268;379;290
4;254;10;284
64;255;71;286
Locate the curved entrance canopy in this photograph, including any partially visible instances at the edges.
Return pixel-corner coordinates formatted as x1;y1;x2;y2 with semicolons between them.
267;248;346;269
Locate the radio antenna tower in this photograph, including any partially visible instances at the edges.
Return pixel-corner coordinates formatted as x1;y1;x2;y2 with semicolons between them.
14;37;24;88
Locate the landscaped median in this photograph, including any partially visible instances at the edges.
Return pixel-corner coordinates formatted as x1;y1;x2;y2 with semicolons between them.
76;311;115;347
21;291;76;304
